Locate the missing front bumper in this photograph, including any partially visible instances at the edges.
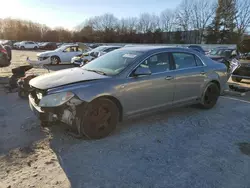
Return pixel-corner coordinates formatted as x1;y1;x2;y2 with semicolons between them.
29;94;84;126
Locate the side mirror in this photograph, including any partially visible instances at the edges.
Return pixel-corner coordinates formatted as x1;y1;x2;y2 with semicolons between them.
133;67;152;77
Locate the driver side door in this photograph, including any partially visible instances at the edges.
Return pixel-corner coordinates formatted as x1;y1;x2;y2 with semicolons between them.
119;52;175;117
60;47;79;62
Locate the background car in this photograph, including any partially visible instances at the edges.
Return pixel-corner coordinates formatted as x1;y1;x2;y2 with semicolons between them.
71;45;121;66
29;46;228;139
13;42;21;49
0;40;17;48
0;44;11;67
207;47;240;61
18;41;39;50
187;45;206;55
37;44;84;64
39;42;57;50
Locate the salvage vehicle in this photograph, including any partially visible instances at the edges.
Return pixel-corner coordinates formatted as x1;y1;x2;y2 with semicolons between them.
207;48;245;82
71;45;121;66
230;61;250;82
207;47;240;61
0;44;12;67
36;44;86;64
29;46;228;139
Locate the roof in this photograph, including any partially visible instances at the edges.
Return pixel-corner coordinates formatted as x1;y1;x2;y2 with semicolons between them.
100;45;122;48
121;45;195;53
61;44;79;48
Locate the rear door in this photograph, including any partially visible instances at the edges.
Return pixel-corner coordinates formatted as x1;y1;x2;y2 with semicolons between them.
170;52;206;104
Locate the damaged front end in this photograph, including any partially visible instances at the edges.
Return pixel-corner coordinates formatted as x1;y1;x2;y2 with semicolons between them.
29;87;87;132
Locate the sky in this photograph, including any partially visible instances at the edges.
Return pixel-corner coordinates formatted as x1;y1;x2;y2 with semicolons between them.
0;0;182;30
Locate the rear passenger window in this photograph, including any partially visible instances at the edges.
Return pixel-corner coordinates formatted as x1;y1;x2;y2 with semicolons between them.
172;53;197;69
195;56;204;66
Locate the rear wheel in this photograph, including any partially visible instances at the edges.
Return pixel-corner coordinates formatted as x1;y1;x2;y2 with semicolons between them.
80;98;119;139
199;82;220;109
232;76;242;82
34;46;38;50
20;46;25;50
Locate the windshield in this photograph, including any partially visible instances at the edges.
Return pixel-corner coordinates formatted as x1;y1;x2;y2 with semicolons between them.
91;46;109;52
82;49;143;76
55;45;69;51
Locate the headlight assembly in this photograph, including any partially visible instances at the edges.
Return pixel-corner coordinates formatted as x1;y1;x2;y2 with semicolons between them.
39;92;75;107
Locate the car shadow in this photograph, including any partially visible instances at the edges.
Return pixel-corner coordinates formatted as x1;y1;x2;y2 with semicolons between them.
237;142;250;157
46;97;250;187
46;105;212;187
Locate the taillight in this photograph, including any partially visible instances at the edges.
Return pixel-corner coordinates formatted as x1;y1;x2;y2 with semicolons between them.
0;48;7;54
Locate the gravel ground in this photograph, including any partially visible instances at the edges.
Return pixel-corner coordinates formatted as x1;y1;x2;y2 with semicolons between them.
1;50;250;188
0;93;250;188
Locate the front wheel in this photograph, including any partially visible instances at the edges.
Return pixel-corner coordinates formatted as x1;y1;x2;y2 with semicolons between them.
232;76;242;82
199;82;220;109
50;56;61;65
79;98;119;139
34;46;38;50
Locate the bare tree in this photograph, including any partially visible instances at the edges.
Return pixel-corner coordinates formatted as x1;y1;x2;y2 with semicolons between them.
175;0;193;31
138;13;160;33
235;0;250;42
125;17;138;33
87;13;118;31
160;9;175;32
189;0;217;43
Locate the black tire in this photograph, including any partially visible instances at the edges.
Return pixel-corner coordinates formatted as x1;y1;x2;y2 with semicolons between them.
199;82;220;109
20;46;25;50
34;46;38;50
18;88;28;99
232;76;242;82
51;56;61;65
40;121;51;127
80;98;119;139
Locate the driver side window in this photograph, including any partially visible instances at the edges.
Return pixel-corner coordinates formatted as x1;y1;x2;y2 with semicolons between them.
64;47;71;52
138;52;170;74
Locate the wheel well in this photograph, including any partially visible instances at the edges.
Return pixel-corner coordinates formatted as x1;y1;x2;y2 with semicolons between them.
95;96;123;122
211;80;221;91
51;55;61;61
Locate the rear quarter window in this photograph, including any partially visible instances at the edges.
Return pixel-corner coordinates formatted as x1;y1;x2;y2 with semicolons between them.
195;55;204;66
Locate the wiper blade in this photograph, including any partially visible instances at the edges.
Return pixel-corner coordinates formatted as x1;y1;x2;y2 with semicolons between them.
84;69;107;75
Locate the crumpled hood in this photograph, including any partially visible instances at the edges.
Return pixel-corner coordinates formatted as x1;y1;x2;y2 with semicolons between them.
29;68;110;90
37;50;57;57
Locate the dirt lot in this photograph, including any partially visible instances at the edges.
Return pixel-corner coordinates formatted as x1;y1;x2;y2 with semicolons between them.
1;50;250;188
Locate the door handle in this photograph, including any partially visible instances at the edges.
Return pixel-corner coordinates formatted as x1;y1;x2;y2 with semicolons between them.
165;76;174;80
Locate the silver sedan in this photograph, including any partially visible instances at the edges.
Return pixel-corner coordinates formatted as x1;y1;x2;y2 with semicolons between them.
29;46;228;139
